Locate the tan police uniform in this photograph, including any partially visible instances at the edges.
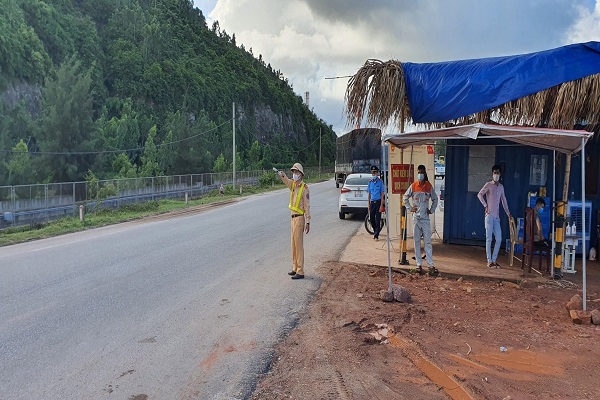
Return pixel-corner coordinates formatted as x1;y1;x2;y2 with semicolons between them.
279;163;311;276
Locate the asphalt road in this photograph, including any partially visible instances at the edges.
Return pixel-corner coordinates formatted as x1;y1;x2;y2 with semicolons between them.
0;180;361;400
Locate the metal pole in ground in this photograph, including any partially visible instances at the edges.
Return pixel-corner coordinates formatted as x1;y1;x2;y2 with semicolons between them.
383;136;392;292
581;138;587;311
551;150;556;277
399;146;414;265
232;102;236;190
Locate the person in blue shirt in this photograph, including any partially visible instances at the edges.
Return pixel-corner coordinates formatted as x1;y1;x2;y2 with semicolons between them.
367;165;386;240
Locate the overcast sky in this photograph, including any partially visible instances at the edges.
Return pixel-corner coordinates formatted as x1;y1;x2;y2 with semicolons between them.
192;0;600;135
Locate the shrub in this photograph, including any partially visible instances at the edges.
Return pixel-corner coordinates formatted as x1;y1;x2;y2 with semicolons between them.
259;172;278;187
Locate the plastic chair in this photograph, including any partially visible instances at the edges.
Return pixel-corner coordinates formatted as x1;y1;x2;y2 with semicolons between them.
507;216;522;267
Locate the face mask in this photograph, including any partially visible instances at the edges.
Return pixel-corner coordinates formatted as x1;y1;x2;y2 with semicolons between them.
492;174;500;182
417;173;424;181
292;173;301;181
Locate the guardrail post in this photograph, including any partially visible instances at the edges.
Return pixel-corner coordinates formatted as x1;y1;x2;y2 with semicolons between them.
11;186;16;226
45;184;49;222
79;204;85;222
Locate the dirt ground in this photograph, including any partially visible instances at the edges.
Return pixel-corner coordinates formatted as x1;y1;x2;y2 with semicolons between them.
250;261;600;400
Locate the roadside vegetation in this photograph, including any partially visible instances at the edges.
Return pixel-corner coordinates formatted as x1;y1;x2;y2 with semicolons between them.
0;173;330;247
1;0;336;186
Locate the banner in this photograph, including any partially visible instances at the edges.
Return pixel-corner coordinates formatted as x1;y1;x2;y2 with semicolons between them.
391;164;414;194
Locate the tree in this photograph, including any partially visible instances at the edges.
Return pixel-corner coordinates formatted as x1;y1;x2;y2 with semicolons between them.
139;125;162;177
213;153;227;173
262;144;273;169
247;140;262;170
94;99;142;177
157;130;175;174
37;56;96;182
230;151;244;171
4;139;34;184
112;153;137;178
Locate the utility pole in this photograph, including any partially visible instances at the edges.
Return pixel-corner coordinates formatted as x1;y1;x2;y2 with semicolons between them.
319;127;322;174
232;102;236;190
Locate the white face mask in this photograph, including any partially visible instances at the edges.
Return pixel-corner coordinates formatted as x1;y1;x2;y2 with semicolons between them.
417;173;424;181
492;174;500;182
292;173;301;181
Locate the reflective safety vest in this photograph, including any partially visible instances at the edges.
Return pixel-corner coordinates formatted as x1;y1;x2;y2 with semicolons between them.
288;183;305;214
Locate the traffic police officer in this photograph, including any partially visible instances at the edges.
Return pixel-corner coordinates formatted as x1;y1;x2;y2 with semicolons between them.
278;163;311;279
367;165;386;240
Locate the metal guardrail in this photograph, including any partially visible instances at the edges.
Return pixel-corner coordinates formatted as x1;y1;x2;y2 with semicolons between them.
0;168;333;229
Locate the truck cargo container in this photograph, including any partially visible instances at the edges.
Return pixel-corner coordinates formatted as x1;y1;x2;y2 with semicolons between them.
335;128;382;188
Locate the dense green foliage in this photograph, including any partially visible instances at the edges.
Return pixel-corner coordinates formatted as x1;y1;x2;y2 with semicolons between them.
0;0;336;185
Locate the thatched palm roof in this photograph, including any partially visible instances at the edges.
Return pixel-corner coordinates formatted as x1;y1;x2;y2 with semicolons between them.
345;59;600;133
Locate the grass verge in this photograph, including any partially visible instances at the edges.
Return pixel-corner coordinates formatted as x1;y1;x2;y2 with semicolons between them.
0;175;331;247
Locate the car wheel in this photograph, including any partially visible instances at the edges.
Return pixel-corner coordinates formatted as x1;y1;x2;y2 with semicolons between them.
338;212;345;219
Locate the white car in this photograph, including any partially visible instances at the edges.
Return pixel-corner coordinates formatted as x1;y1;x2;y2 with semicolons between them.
434;163;445;179
338;173;371;219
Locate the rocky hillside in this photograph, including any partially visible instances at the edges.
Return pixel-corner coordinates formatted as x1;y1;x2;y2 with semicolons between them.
0;0;335;184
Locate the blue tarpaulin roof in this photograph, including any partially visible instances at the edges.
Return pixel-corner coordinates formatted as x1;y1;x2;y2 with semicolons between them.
402;42;600;123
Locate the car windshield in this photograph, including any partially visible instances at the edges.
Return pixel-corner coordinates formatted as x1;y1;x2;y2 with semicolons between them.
345;176;370;186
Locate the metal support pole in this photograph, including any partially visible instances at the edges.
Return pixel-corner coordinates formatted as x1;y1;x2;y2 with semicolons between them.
399;146;414;265
581;138;587;311
382;136;392;292
551;150;556;276
232;102;236;190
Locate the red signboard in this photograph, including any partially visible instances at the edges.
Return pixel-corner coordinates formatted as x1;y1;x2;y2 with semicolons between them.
391;164;414;194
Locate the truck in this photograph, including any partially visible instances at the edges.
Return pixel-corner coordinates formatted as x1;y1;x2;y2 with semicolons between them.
335;128;382;188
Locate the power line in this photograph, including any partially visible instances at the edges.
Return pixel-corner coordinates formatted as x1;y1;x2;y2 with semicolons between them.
0;118;233;156
244;126;322;156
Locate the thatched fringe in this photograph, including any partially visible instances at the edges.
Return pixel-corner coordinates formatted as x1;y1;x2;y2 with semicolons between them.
490;74;600;130
345;61;600;133
344;60;410;129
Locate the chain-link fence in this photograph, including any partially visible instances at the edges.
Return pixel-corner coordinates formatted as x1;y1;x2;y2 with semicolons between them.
0;168;333;229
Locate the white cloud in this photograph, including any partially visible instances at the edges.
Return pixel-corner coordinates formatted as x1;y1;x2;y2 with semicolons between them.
208;0;595;135
567;0;600;43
